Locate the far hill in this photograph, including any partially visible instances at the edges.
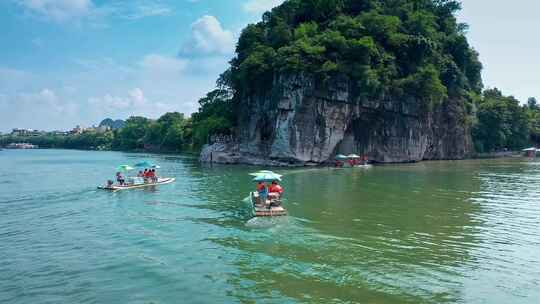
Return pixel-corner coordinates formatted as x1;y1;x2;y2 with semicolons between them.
99;118;125;130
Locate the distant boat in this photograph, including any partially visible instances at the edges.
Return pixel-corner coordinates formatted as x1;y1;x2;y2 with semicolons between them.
522;147;538;157
99;162;175;192
5;143;38;149
98;177;175;192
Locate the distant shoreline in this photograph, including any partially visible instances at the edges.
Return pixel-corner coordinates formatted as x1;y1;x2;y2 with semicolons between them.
1;146;200;157
2;146;529;166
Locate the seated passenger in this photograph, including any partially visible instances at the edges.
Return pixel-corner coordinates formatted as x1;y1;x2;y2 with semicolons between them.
256;182;268;205
150;169;157;183
137;171;144;177
143;169;150;182
268;181;283;199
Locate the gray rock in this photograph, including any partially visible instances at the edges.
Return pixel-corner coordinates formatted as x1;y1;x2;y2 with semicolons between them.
201;74;472;166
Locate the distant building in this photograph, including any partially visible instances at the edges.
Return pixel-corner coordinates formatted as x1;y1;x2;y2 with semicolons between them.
95;125;111;133
11;128;43;136
51;130;70;136
84;125;111;133
71;125;85;134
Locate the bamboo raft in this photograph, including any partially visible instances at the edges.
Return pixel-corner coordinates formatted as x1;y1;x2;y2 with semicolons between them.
249;192;288;217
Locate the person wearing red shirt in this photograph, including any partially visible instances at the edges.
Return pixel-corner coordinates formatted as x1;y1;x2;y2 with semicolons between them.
142;169;150;183
268;181;283;199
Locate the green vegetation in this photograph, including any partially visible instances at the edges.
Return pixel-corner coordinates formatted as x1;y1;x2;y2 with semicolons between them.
473;89;540;152
229;0;482;111
190;89;235;147
223;0;539;153
0;131;115;150
113;113;190;151
527;97;540;144
0;90;236;152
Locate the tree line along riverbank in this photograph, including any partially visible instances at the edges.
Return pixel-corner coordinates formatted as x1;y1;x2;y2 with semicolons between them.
1;87;539;156
0;89;233;153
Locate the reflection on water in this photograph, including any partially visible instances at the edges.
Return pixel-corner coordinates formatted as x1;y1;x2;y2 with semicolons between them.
0;150;539;304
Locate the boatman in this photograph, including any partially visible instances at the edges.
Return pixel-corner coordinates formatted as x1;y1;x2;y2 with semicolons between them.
116;172;125;185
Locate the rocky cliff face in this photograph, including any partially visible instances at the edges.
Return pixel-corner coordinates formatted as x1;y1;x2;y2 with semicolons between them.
200;74;472;165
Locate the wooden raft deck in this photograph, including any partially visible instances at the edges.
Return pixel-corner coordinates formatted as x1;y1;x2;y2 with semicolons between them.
250;192;288;217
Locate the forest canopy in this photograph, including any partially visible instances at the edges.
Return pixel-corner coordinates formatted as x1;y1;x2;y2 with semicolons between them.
227;0;483;110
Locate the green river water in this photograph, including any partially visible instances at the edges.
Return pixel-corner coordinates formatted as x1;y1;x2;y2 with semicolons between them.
0;149;539;303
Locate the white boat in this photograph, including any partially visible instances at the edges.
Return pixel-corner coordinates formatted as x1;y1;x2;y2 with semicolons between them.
98;178;175;192
249;191;287;217
355;164;373;169
522;147;539;158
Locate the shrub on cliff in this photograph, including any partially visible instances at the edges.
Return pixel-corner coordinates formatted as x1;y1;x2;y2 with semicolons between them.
191;89;235;148
229;0;482;110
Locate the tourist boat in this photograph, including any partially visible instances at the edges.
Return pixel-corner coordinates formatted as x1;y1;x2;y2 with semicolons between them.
249;191;287;217
522;147;538;157
99;162;174;192
334;153;372;168
355;164;373;169
6;143;38;149
98;177;175;192
249;170;287;217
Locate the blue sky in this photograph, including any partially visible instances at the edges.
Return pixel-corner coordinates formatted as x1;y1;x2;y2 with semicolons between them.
0;0;538;132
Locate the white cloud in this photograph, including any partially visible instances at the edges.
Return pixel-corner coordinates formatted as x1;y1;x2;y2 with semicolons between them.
87;88;175;119
0;88;79;131
107;1;173;20
0;67;33;91
128;88;146;106
243;0;284;14
0;51;224;132
139;54;188;75
88;88;146;110
16;0;173;23
182;15;235;55
20;0;93;21
88;94;130;110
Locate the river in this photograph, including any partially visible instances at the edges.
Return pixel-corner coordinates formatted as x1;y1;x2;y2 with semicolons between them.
0;149;539;303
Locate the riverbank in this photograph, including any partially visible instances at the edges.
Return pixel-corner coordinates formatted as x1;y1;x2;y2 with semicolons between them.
199;141;530;167
472;151;523;159
0;144;199;157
